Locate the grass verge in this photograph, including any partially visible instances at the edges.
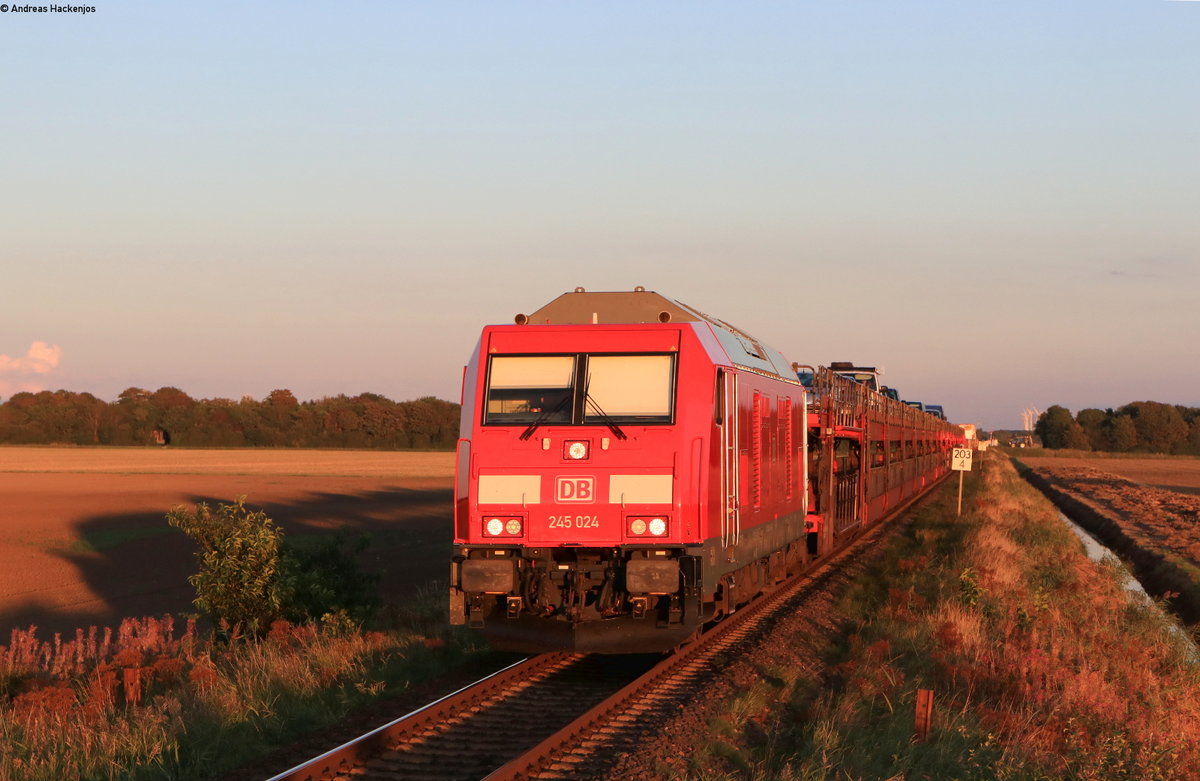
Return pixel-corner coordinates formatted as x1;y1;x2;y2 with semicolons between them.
685;452;1200;780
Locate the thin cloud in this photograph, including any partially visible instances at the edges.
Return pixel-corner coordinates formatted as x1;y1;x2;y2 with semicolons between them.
0;341;64;396
1109;257;1194;280
0;341;62;374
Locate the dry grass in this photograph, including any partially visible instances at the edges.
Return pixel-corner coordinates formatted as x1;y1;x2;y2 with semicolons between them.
686;452;1200;780
0;603;491;780
0;446;454;478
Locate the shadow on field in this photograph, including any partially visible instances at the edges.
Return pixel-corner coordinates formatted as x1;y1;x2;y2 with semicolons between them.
1156;484;1200;497
1;486;453;638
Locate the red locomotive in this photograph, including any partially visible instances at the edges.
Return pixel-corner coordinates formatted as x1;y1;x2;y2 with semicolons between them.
449;288;964;653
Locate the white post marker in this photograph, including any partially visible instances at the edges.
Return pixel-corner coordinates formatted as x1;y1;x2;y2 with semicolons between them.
952;447;973;516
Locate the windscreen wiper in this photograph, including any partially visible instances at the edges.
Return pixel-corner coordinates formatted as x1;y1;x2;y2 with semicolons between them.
583;376;628;441
518;393;572;441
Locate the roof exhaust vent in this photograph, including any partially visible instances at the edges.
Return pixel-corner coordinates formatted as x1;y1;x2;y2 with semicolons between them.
514;313;528;325
658;311;672;323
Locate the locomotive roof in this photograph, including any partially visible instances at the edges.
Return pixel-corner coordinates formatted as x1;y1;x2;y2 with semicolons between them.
523;288;799;382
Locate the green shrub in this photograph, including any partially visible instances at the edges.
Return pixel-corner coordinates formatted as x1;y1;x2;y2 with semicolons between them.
277;529;381;625
168;499;382;634
167;498;285;633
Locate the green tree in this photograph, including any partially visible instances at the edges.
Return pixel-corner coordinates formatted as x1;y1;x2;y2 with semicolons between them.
114;387;154;445
259;389;301;446
0;392;48;443
199;397;246;446
1075;408;1109;451
1064;422;1091;451
151;386;197;444
1121;401;1188;454
1108;415;1139;452
1;384;461;450
1035;405;1075;449
1188;419;1200;456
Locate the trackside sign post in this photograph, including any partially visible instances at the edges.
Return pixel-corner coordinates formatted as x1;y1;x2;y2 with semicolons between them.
952;448;973;516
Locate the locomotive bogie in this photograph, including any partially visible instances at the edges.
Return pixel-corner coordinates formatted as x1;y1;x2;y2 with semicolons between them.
451;542;706;653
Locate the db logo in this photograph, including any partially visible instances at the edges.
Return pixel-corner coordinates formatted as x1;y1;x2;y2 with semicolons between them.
556;476;596;503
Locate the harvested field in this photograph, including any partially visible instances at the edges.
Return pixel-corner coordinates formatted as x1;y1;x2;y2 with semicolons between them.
1021;463;1200;563
1018;454;1200;495
0;447;454;637
0;445;454;477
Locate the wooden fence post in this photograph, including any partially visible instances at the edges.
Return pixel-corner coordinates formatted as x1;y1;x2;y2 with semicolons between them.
123;667;143;706
915;688;934;741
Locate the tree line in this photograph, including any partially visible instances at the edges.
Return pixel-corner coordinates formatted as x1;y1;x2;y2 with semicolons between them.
1034;401;1200;455
0;387;460;449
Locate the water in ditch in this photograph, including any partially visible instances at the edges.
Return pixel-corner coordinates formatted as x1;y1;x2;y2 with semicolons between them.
1057;511;1199;662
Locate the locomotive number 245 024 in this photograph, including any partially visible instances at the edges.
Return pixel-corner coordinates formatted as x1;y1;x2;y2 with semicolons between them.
547;515;601;529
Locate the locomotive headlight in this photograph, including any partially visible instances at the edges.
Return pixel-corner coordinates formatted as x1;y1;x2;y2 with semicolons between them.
564;440;590;460
627;515;668;537
483;516;524;537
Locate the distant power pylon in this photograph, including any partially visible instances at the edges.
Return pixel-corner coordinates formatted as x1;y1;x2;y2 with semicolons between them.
1021;407;1041;432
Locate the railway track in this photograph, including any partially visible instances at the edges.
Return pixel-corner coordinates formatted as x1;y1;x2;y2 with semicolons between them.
265;652;658;781
268;480;944;781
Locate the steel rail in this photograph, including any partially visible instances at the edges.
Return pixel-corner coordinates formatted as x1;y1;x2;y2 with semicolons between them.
266;653;573;781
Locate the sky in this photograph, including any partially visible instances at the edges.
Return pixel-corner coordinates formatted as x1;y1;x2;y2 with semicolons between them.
1;1;1197;431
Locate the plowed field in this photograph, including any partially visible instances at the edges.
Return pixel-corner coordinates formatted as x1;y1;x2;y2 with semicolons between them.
1022;462;1200;563
1017;455;1200;495
0;447;454;637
